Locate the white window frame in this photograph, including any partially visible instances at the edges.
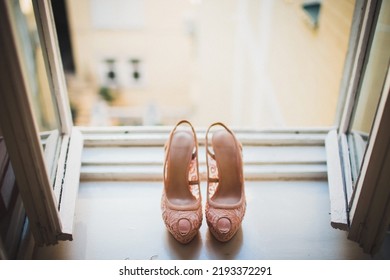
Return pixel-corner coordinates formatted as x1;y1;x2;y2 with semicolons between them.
0;0;388;255
348;66;390;254
325;0;373;230
0;0;82;246
326;0;390;254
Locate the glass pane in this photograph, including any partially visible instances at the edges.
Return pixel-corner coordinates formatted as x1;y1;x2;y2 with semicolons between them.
53;0;355;128
10;0;61;184
348;0;390;183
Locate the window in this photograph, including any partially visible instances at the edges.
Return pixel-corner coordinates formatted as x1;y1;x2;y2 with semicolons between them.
346;0;390;254
348;0;390;183
101;58;118;87
326;0;390;254
0;0;82;245
129;58;144;86
91;0;144;30
301;0;322;28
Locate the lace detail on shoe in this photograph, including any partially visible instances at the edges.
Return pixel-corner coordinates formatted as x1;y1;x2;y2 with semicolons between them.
161;193;202;244
205;200;246;242
188;156;200;199
207;153;219;198
165;153;199;199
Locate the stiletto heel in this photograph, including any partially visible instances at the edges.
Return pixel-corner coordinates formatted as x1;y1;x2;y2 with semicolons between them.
161;120;202;244
205;122;246;242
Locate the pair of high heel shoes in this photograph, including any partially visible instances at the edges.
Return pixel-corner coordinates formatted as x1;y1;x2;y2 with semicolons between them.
161;120;246;244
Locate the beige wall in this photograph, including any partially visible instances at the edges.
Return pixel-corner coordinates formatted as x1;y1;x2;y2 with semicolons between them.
66;0;196;125
267;0;355;127
66;0;355;128
191;0;355;128
190;0;236;126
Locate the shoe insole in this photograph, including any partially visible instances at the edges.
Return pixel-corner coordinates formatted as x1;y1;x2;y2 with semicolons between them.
166;131;198;206
211;130;242;205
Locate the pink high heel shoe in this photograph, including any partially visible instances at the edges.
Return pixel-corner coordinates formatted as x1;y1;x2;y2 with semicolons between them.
161;120;202;244
205;122;246;242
